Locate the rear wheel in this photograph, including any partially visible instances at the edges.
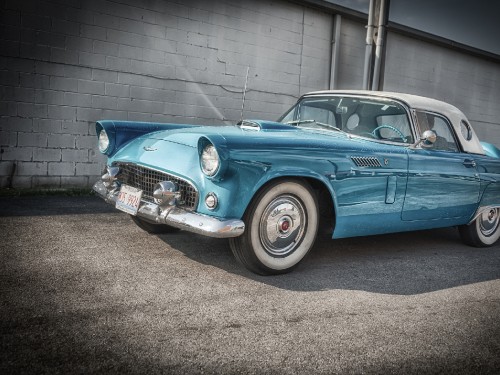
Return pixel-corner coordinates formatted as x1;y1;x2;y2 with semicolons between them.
458;207;500;247
130;215;179;234
229;180;319;275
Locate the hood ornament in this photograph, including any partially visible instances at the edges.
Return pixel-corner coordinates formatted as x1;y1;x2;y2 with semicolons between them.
143;146;157;151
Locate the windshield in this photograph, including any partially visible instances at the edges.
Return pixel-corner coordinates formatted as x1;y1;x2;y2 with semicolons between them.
278;95;414;144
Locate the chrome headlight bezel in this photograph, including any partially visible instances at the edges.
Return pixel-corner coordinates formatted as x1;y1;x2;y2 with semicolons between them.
200;144;220;177
98;129;110;153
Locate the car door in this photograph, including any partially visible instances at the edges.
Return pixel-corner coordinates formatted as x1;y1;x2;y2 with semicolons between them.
402;111;480;221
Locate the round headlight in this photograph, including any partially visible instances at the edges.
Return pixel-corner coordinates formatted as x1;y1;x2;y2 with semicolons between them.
201;144;220;176
98;129;109;153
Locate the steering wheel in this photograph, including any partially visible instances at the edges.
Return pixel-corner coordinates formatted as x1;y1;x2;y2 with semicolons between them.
371;125;406;142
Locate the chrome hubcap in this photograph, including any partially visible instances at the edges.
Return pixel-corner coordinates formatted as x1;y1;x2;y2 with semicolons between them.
479;208;500;237
259;195;306;257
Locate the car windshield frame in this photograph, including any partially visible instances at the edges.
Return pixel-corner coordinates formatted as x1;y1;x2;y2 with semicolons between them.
278;94;417;146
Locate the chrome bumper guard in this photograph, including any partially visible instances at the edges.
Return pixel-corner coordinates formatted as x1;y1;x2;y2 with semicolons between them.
93;180;245;239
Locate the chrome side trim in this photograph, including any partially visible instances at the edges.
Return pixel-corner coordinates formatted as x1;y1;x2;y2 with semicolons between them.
468;205;500;225
93;180;245;239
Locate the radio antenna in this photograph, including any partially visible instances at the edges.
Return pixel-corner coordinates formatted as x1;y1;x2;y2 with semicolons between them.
240;66;250;123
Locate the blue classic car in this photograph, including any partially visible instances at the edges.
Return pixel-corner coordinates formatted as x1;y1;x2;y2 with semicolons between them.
93;90;500;275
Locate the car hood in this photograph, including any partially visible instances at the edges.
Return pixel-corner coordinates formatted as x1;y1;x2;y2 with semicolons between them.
141;120;377;151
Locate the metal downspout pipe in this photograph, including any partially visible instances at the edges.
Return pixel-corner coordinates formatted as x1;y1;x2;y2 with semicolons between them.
329;14;341;89
372;0;389;90
362;0;376;90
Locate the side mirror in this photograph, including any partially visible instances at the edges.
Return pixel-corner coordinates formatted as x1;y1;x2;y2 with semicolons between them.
420;130;437;147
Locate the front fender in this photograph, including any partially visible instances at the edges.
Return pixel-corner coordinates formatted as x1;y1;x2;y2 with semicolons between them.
216;160;338;220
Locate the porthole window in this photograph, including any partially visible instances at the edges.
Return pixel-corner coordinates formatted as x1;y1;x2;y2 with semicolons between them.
460;120;472;141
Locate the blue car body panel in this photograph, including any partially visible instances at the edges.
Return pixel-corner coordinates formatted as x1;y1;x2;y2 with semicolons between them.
95;93;500;241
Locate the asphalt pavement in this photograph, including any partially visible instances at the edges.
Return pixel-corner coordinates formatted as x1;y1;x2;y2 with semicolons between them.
1;195;499;374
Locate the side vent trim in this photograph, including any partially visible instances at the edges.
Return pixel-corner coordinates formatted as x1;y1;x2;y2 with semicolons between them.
351;156;382;168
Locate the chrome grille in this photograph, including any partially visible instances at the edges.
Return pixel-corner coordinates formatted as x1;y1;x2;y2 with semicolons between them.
350;156;382;168
114;162;198;209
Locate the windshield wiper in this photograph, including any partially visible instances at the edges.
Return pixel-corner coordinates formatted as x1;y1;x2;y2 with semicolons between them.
287;119;345;133
285;119;314;125
314;121;344;133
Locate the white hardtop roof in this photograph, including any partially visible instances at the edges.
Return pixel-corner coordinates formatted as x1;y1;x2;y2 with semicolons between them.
304;90;484;155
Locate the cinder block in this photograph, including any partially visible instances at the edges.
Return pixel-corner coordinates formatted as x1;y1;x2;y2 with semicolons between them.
0;56;35;73
66;36;93;53
1;146;33;161
131;59;174;78
63;65;92;80
47;133;75;148
1;9;22;26
79;52;106;69
142;48;164;63
35;89;63;105
51;19;79;36
101;110;127;120
48;161;75;176
105;56;131;72
117;97;163;113
91;95;117;110
93;40;119;56
18;103;48;118
0;161;16;175
0;117;32;132
118;72;164;89
93;13;120;30
92;69;118;83
62;148;89;162
118;44;142;60
32;176;60;187
127;111;152;121
62;92;92;107
78;79;104;95
130;86;174;102
0;69;20;86
76;134;96;149
50;48;79;65
12;87;35;102
105;83;129;97
22;14;51;31
20;43;50;61
80;24;106;41
62;120;88;135
48;105;76;121
0;131;17;146
106;29;146;48
16;161;47;176
12;176;33;188
75;162;101;175
143;24;166;39
33;147;61;161
18;132;47;147
76;107;103;122
153;37;177;54
50;76;78;92
0;102;18;116
33;118;62;133
61;176;89;187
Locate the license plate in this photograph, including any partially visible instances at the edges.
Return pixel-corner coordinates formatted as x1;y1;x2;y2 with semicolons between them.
116;184;143;215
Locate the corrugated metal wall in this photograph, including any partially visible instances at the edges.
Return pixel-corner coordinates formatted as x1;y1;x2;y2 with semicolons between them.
383;32;500;145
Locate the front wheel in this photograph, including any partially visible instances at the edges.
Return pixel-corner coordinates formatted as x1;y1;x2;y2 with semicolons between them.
458;208;500;247
229;180;319;275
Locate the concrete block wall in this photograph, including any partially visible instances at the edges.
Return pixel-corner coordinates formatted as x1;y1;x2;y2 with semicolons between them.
0;0;335;188
383;32;500;146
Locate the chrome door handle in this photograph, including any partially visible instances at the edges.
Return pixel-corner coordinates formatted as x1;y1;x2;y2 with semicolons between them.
463;159;476;168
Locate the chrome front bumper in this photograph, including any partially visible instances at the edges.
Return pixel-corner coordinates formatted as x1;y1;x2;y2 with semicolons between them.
93;180;245;239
